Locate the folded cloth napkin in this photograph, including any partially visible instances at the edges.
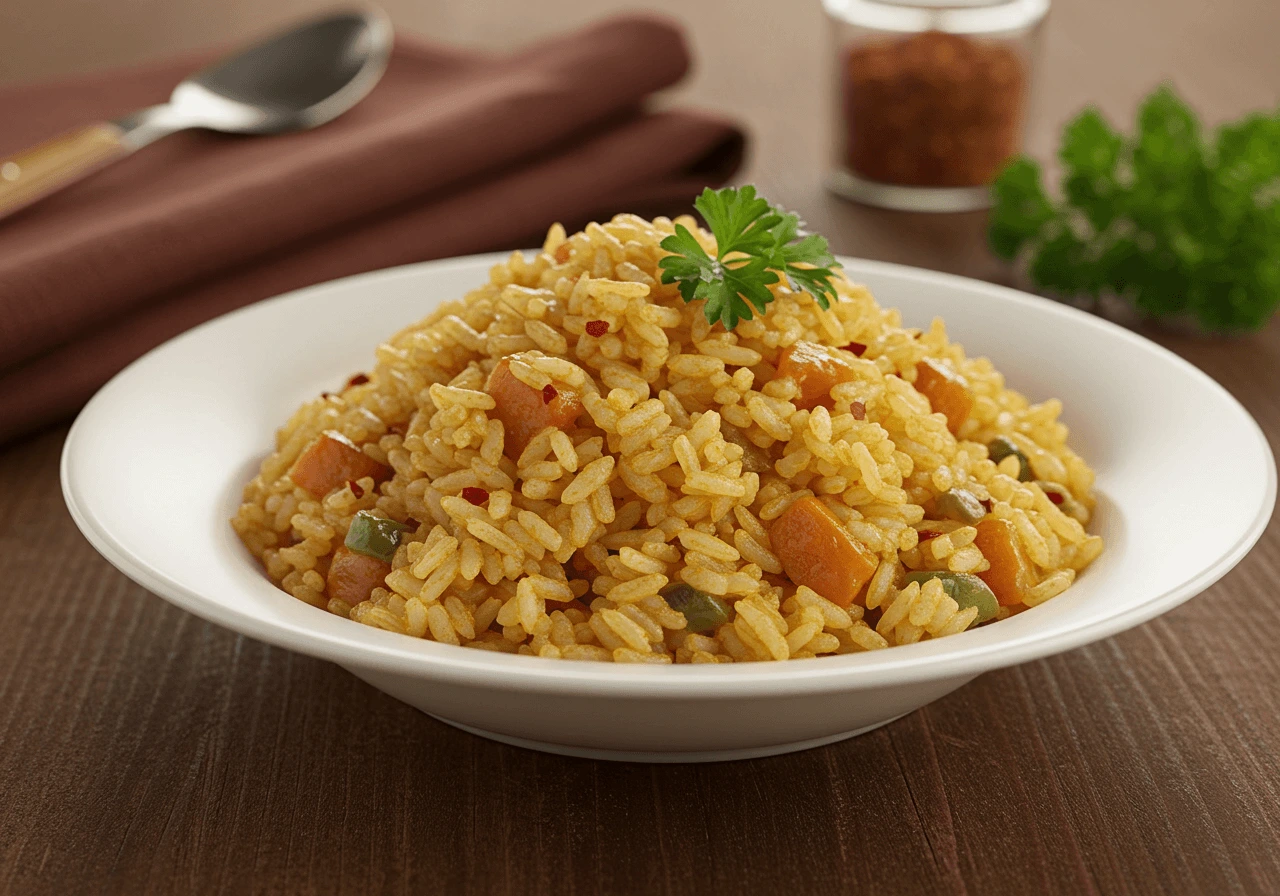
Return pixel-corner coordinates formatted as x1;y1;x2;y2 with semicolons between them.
0;15;744;444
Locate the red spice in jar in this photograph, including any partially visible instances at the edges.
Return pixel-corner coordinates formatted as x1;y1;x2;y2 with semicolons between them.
841;30;1026;187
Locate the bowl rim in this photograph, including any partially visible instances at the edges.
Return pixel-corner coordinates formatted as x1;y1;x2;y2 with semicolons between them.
61;252;1277;697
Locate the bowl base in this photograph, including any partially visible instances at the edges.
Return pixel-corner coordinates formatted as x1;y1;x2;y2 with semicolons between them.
430;713;910;763
826;169;992;212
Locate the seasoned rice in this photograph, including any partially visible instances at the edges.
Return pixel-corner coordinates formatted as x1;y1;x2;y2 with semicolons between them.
232;214;1102;662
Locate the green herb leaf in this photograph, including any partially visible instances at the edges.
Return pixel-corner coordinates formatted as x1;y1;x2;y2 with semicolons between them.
657;224;720;305
769;217;842;311
659;186;842;330
695;185;781;258
988;158;1055;260
1060;109;1124;231
988;84;1280;332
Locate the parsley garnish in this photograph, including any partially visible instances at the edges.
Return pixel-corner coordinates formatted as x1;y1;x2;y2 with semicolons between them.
989;85;1280;332
659;186;842;330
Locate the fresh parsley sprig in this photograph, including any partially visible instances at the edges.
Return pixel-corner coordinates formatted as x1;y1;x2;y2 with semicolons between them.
659;186;842;330
989;85;1280;332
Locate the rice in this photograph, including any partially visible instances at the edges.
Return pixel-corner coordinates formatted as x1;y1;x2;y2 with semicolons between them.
232;213;1103;663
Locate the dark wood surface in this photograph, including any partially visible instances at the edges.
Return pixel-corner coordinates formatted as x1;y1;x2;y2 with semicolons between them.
4;1;1280;893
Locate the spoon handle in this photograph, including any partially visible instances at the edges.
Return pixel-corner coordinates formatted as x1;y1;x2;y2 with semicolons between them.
0;123;131;222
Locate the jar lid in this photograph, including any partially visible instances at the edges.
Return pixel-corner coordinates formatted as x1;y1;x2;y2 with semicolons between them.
824;0;1050;33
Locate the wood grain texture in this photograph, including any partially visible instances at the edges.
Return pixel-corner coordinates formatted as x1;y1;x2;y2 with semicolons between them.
2;0;1280;893
0;122;128;220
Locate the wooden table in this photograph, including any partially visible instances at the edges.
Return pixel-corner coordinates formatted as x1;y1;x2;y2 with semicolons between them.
3;1;1279;893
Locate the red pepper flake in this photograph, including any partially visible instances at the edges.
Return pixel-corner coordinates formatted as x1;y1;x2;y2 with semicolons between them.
1046;490;1065;505
979;497;993;512
461;487;489;506
320;391;333;399
346;479;365;499
403;517;420;531
843;341;867;356
851;401;867;420
585;319;609;337
917;530;943;542
553;243;572;264
346;373;370;387
542;384;558;404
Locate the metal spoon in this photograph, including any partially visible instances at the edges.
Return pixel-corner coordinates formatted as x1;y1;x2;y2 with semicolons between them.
0;9;393;221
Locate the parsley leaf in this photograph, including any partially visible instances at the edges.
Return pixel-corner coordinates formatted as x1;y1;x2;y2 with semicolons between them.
658;224;720;302
989;85;1280;332
658;186;842;330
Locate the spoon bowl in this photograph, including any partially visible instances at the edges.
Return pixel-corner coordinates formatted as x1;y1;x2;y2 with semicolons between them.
158;11;392;136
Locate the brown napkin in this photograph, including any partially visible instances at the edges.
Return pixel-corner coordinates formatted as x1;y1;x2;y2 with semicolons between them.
0;15;744;443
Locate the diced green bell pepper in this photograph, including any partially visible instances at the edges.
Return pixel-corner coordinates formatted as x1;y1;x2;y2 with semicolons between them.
660;583;732;634
904;571;999;626
344;510;411;563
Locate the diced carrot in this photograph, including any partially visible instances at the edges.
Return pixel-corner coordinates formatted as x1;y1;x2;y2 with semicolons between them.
289;431;390;499
326;545;391;606
775;341;859;411
974;518;1034;606
485;358;583;460
913;359;973;434
771;496;879;608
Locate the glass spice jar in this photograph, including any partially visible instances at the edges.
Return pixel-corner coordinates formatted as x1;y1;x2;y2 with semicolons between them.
825;0;1049;212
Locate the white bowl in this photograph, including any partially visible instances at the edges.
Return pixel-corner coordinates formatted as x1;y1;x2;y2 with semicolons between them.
62;253;1276;762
